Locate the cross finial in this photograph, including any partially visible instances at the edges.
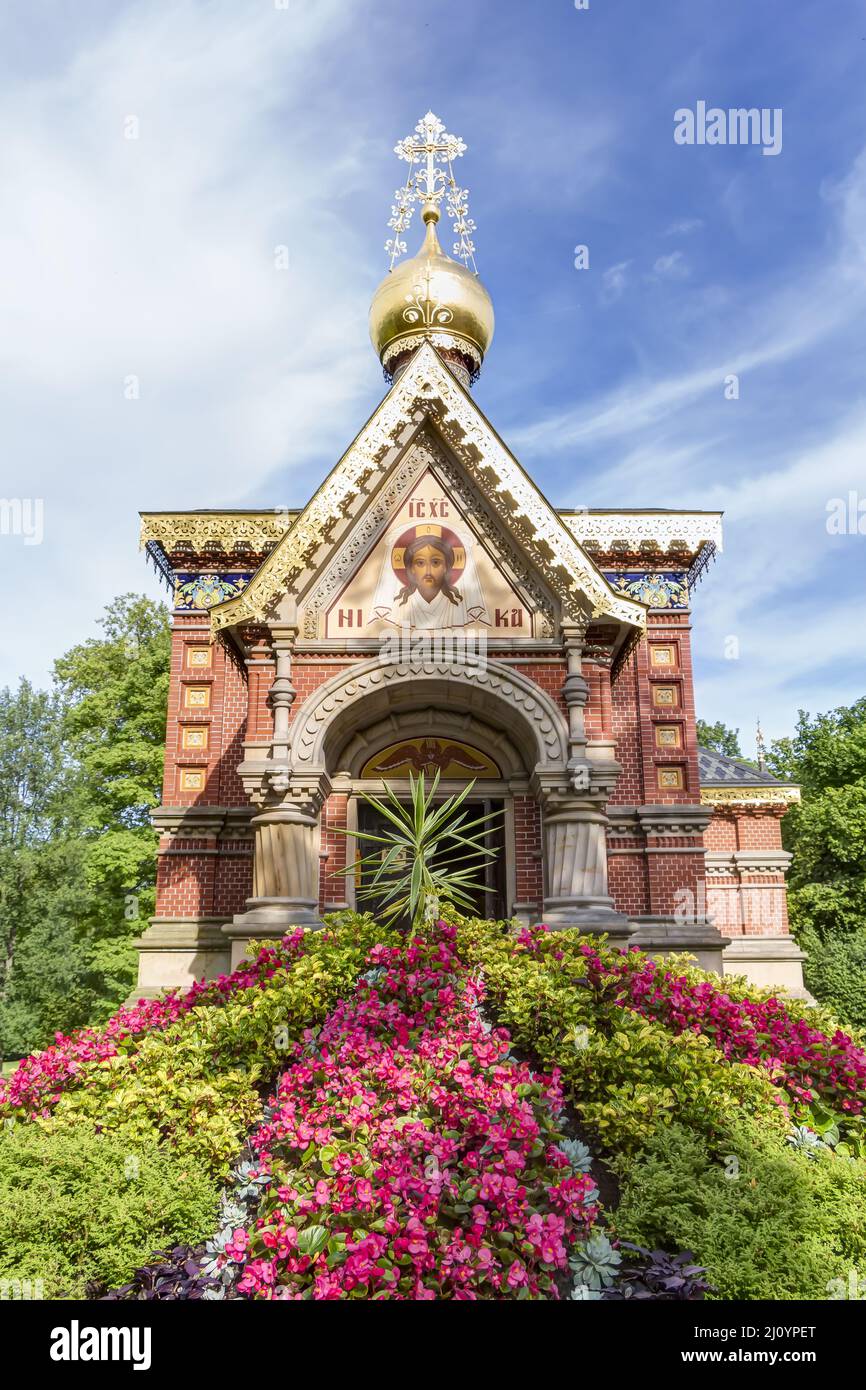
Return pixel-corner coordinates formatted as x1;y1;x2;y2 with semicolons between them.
756;717;767;771
385;111;479;272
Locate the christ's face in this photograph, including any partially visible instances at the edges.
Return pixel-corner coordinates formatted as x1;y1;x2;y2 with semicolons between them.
408;544;447;602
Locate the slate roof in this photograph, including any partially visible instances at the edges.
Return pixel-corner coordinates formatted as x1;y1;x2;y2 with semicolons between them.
698;746;793;787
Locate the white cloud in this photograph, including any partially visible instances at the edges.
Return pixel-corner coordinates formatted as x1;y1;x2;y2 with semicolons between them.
0;0;386;689
664;217;704;235
650;249;689;279
600;259;632;303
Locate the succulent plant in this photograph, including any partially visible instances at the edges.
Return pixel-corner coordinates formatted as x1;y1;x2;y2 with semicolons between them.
568;1231;622;1292
603;1243;713;1301
233;1159;271;1201
558;1137;593;1173
786;1125;825;1159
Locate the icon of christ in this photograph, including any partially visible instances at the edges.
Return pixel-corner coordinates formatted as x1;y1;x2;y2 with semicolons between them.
371;522;488;630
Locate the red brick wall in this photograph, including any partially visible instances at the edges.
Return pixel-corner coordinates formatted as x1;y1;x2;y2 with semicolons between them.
319;793;349;911
162;618;249;808
503;660;568;720
155;839;215;916
513;794;543;909
607;836;649;915
609;650;644;805
213;841;254;917
705;805;790;937
704;812;738;851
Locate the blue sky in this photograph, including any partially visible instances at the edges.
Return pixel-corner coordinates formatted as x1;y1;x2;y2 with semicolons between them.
1;0;864;748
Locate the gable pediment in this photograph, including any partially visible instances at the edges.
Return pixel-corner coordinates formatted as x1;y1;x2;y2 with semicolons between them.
302;436;556;642
209;344;646;645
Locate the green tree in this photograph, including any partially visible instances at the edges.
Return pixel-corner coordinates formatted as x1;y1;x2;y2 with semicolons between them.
54;593;170;940
767;699;866;1024
695;719;742;758
0;680;66;1003
0;595;170;1057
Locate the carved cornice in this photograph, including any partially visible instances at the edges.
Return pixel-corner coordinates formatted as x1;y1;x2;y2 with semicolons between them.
151;805;255;840
140;512;294;555
562;512;723;562
637;804;714;837
208;344;646;638
705;850;793;876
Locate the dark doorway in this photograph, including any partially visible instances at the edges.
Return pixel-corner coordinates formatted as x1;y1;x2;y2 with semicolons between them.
355;796;506;924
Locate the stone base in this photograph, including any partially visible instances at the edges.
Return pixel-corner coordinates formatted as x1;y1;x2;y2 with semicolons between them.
535;900;636;946
723;936;810;998
630;916;730;975
129;918;232;1002
223;898;325;969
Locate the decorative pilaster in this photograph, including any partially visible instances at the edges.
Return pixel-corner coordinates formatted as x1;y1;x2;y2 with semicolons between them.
530;623;633;940
268;621;298;763
227;612;327;964
223;781;327;966
561;620;591;791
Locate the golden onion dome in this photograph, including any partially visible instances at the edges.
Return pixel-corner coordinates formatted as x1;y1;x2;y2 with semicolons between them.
369;202;494;386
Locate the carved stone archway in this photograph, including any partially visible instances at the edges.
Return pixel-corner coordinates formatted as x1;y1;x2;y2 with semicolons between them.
337;706;527;783
289;656;569;780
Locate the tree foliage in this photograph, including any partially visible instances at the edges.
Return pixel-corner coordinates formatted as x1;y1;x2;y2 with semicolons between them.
695;720;742;758
767;699;866;1023
0;595;170;1057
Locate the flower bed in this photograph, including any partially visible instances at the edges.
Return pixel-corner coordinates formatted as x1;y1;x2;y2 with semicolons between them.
190;926;605;1300
514;924;866;1125
0;932;308;1117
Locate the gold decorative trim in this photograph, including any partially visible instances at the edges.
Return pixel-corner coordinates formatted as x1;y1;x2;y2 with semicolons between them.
381;333;482;374
209;344;646;636
701;786;800;808
140;512;295;553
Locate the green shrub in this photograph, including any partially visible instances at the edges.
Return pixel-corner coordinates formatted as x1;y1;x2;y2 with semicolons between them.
0;1122;219;1299
0;913;396;1303
455;919;786;1155
798;926;866;1031
612;1118;866;1300
46;914;395;1179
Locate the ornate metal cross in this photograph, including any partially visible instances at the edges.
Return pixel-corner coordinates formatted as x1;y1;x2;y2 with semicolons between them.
385;111;479;273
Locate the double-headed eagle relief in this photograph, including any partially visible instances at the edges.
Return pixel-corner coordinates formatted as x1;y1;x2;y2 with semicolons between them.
361;738;500;780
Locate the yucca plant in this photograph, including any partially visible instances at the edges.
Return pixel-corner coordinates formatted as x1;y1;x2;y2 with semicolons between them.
332;771;501;928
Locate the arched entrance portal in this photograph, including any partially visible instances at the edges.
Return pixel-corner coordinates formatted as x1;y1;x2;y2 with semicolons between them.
226;656;630;961
301;659;567;928
329;707;527;922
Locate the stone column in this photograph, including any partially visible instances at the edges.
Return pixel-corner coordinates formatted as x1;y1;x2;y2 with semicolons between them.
533;620;634;943
269;622;298;763
249;800;322;921
223;793;325;966
225;614;326;966
539;790;632;941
